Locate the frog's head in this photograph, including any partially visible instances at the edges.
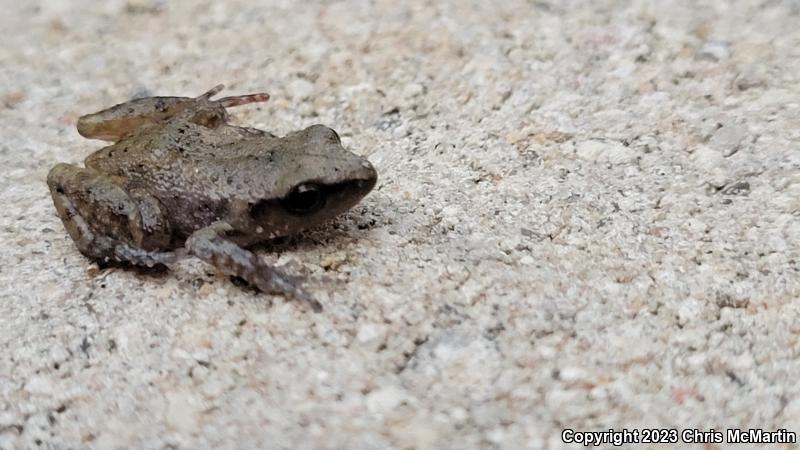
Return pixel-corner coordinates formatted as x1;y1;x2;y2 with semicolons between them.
245;124;377;237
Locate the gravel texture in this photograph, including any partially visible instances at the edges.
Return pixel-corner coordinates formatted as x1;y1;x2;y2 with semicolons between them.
1;0;799;449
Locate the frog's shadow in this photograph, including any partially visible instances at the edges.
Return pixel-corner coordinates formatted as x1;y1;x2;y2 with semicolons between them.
94;209;379;284
94;260;171;279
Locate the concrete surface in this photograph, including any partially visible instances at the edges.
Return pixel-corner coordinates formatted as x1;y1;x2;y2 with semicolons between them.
1;0;799;448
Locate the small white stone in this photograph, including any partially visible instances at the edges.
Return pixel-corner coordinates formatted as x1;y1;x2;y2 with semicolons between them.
201;377;226;398
487;427;506;445
356;323;388;351
536;345;557;358
692;145;724;172
558;366;587;383
686;353;707;370
545;389;582;409
165;391;200;432
441;205;461;218
677;298;704;326
392;124;410;139
709;124;748;157
683;218;709;235
287;79;314;99
450;407;468;422
24;376;53;395
589;385;608;400
576;140;635;164
366;386;408;413
403;82;424;98
389;415;439;450
0;431;17;450
48;344;70;363
696;40;732;61
730;352;755;371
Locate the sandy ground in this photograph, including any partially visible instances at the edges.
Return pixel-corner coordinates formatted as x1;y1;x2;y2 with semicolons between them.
1;0;799;448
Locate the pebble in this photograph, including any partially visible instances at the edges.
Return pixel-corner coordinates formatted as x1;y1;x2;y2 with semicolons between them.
24;376;54;395
576;140;636;164
356;323;388;351
287;79;314;100
683;218;709;236
692;145;724;172
695;40;732;61
709;123;748;157
558;366;588;383
403;82;424;98
165;391;200;432
366;386;409;413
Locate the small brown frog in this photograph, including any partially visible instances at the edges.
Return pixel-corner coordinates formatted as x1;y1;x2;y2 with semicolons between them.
47;85;377;311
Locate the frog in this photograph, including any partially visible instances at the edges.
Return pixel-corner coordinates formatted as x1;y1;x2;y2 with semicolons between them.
47;85;378;312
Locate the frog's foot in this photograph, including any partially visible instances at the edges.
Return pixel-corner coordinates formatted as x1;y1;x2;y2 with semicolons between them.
199;84;270;108
186;222;322;312
47;163;176;267
198;84;226;99
218;93;270;108
178;86;270;130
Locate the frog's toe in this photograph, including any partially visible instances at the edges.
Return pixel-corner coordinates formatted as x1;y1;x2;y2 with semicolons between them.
252;270;322;313
198;84;225;99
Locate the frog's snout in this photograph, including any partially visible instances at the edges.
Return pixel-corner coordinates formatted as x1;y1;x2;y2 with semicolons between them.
352;159;378;197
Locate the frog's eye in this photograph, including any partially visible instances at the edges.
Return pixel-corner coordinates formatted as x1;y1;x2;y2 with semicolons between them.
281;183;326;215
305;124;341;145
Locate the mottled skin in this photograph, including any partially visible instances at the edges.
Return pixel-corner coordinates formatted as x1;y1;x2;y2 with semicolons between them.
47;85;377;311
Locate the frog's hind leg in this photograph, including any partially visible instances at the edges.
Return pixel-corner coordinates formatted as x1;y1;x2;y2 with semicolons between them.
77;94;199;142
47;163;177;267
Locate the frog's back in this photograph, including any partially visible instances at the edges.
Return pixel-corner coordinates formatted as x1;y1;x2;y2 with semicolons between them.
83;121;282;237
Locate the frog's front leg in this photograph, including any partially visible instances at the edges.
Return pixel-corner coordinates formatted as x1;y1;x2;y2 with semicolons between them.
185;222;322;312
47;163;177;266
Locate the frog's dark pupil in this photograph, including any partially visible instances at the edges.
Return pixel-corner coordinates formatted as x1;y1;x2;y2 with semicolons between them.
282;184;325;215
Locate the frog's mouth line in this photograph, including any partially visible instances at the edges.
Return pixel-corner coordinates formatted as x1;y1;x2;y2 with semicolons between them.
248;176;376;224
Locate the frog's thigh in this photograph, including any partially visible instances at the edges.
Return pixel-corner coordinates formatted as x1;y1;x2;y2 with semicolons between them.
47;163;174;266
77;96;191;142
185;223;322;312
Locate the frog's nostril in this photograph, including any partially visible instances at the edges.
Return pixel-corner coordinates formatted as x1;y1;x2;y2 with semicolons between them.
363;160;377;178
355;162;378;193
